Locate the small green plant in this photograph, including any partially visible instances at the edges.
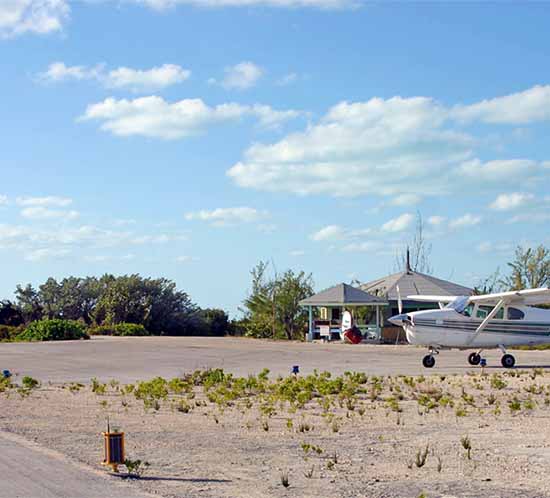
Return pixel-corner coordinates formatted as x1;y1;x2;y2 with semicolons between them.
286;418;293;430
124;459;150;478
455;406;467;417
487;393;497;405
304;466;314;478
326;460;335;470
508;396;521;412
490;374;507;390
91;378;106;395
21;376;39;390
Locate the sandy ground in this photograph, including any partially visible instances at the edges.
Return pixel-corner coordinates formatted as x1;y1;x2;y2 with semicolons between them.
2;336;550;383
3;365;550;498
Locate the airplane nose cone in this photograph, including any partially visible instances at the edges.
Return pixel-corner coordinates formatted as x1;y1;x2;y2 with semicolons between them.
388;313;408;326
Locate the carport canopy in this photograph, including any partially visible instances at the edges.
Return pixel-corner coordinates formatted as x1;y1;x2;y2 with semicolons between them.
299;283;388;341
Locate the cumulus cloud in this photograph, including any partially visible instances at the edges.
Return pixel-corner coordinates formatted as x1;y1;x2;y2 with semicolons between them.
489;192;534;211
227;86;550;199
25;247;70;262
448;213;481;229
0;195;8;205
81;96;301;139
276;73;298;86
38;62;191;92
452;85;550;124
381;213;414;233
16;196;72;207
185;207;266;226
20;206;79;220
427;215;446;226
0;0;69;38
310;224;371;241
220;61;263;90
38;62;103;82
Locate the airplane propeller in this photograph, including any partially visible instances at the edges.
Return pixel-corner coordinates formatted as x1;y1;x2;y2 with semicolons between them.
397;285;403;314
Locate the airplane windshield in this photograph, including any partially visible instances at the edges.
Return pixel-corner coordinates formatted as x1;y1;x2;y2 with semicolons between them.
444;296;470;314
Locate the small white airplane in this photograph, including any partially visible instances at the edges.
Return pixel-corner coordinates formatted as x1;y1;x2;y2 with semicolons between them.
388;287;550;368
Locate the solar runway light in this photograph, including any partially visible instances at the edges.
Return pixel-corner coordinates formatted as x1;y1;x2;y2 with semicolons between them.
292;365;300;376
101;417;125;473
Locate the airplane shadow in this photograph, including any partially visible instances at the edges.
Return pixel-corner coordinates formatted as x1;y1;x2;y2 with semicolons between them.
475;364;550;370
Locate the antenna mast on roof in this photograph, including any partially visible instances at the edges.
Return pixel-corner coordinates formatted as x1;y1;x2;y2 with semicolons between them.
406;246;412;273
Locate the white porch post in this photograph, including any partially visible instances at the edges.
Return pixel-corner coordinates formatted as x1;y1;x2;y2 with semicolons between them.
308;306;313;342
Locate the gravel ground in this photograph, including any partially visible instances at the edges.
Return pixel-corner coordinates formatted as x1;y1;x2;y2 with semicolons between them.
2;367;550;498
2;336;550;383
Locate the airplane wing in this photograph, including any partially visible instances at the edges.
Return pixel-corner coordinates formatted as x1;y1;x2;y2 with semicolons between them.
406;295;458;303
469;287;550;306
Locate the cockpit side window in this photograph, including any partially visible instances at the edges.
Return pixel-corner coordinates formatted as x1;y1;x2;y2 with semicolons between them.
507;307;525;320
476;305;504;320
462;303;474;317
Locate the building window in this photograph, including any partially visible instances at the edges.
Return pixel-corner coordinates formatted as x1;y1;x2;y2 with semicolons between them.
331;308;341;322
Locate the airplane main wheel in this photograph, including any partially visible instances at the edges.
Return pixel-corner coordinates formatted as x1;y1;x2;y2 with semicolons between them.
422;355;436;368
468;352;481;366
501;354;515;368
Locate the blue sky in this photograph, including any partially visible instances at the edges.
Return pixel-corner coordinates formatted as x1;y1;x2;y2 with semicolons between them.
1;1;550;315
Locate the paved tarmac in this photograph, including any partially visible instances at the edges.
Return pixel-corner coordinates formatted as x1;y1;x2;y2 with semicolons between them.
1;336;550;383
0;431;153;498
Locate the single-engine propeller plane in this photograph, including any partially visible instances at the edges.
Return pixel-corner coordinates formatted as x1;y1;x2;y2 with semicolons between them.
388;287;550;368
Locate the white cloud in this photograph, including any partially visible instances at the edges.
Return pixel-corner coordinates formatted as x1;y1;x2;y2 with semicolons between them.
81;96;301;139
0;195;8;205
476;241;513;254
458;159;543;183
20;206;79;220
390;194;422;206
289;249;305;257
227;86;550;199
310;225;345;241
310;224;371;241
448;213;481;229
381;213;414;232
175;255;197;263
489;192;534;211
132;0;355;8
105;64;191;91
342;241;380;253
453;85;550;124
276;73;298;86
38;62;103;82
428;215;446;226
185;207;265;226
16;195;72;207
0;0;69;38
39;62;191;92
25;247;70;262
227;96;472;197
220;61;263;90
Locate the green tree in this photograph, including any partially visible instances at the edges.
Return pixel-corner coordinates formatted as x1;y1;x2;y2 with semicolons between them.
501;245;550;290
15;284;43;323
242;262;314;340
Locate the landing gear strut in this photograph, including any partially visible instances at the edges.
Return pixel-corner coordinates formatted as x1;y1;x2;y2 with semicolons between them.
468;352;481;366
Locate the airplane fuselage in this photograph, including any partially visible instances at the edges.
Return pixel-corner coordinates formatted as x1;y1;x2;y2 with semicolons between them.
401;306;550;349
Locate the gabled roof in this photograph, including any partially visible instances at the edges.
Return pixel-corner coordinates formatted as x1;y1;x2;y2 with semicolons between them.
299;283;388;306
361;270;473;301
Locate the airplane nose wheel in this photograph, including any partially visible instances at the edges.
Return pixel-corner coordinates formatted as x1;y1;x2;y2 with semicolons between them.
422;355;436;368
468;352;481;366
501;354;515;368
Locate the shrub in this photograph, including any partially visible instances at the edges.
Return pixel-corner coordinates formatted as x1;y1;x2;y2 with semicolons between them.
88;323;150;337
0;325;24;342
17;319;89;342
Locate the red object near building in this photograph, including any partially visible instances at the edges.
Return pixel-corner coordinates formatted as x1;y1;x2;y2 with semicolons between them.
343;327;362;344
